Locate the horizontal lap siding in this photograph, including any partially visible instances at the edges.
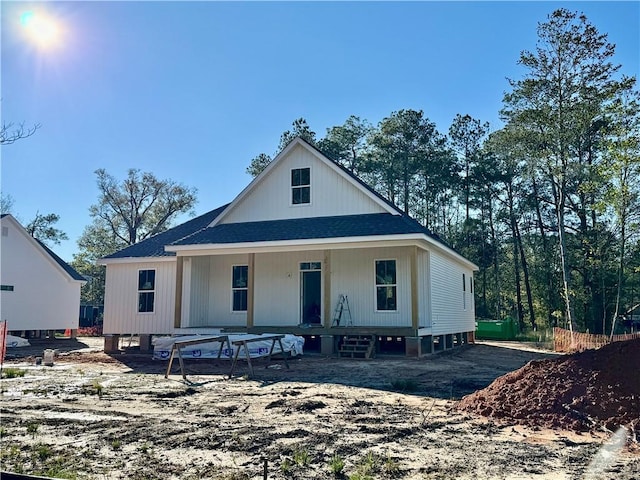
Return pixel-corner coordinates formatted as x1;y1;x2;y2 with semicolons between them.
103;261;176;335
430;251;475;335
331;247;412;328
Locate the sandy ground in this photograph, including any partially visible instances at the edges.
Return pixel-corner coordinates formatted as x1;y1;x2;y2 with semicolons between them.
1;337;638;479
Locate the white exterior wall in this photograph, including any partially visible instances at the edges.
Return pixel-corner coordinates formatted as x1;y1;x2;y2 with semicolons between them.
0;218;82;331
183;254;249;328
253;250;324;326
430;249;475;335
331;247;413;328
103;260;176;334
221;144;387;224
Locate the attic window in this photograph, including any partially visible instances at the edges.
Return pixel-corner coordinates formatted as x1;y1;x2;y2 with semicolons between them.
291;167;310;205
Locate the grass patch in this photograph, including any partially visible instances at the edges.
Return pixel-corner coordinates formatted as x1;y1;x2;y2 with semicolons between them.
26;422;40;438
293;448;310;466
2;367;26;379
329;454;345;476
82;379;104;397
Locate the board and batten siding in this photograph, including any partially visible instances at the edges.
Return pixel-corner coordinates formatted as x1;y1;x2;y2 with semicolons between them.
221;144;387;224
330;247;413;328
429;250;475;335
182;254;249;328
103;261;176;335
253;250;324;327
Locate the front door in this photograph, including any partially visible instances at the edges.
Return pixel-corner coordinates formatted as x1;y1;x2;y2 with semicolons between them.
300;262;322;325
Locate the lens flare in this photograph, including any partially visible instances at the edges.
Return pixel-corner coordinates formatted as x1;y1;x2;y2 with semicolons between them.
20;10;62;50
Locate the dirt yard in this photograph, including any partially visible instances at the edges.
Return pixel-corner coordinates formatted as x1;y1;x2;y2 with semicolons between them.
1;337;638;479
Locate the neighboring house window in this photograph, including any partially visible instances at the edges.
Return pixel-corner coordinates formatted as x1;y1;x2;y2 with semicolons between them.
1;285;14;291
463;273;466;311
375;259;397;311
138;270;155;313
291;167;310;205
232;265;248;312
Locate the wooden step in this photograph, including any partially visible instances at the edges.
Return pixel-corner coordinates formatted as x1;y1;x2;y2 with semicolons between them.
338;335;376;359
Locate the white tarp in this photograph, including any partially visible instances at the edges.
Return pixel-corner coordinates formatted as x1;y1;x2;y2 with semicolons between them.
6;335;31;348
152;334;305;360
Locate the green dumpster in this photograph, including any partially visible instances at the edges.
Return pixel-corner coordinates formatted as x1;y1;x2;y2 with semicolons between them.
475;318;517;340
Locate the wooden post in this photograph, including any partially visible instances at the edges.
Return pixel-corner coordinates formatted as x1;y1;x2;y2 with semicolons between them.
174;256;184;328
323;250;332;329
411;246;419;331
247;253;255;329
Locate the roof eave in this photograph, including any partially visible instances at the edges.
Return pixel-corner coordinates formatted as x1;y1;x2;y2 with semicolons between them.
97;255;177;265
165;233;478;270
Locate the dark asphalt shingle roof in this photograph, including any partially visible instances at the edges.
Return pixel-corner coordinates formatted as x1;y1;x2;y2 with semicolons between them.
171;213;436;246
102;138;454;259
103;204;228;259
36;239;87;282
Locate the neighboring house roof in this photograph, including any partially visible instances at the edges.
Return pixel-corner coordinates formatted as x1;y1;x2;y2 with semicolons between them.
102;204;228;259
0;214;86;283
171;212;436;246
36;239;86;282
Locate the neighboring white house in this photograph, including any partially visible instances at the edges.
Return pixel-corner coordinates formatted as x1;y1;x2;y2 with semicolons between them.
0;214;86;333
99;138;478;356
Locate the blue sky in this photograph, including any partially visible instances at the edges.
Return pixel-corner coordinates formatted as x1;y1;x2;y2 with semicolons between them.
1;1;638;262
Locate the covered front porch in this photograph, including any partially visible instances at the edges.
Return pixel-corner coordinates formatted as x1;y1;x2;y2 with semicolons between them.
172;241;431;332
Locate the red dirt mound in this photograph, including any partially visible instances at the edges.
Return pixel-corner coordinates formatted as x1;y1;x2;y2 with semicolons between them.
457;338;640;434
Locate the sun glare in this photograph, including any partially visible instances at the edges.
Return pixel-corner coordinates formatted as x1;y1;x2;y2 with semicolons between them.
20;10;63;50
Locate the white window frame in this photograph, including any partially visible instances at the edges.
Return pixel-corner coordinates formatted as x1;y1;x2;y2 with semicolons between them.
137;269;156;314
290;167;311;206
374;258;398;312
231;264;249;312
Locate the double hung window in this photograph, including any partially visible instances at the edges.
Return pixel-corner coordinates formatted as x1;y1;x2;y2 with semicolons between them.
375;260;397;311
291;168;310;205
138;270;155;313
232;265;248;312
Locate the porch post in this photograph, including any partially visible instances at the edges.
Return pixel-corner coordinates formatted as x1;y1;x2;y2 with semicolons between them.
174;256;184;328
247;253;255;328
411;246;419;331
323;250;332;328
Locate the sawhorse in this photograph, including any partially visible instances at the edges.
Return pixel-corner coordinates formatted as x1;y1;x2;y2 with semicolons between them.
228;334;290;378
165;335;231;380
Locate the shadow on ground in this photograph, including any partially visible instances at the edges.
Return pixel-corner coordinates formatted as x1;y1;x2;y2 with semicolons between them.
3;337;559;400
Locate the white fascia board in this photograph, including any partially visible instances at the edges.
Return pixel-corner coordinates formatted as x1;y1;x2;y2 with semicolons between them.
207;140;302;228
420;235;479;271
165;234;425;255
97;256;177;266
166;233;478;270
208;138;398;228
